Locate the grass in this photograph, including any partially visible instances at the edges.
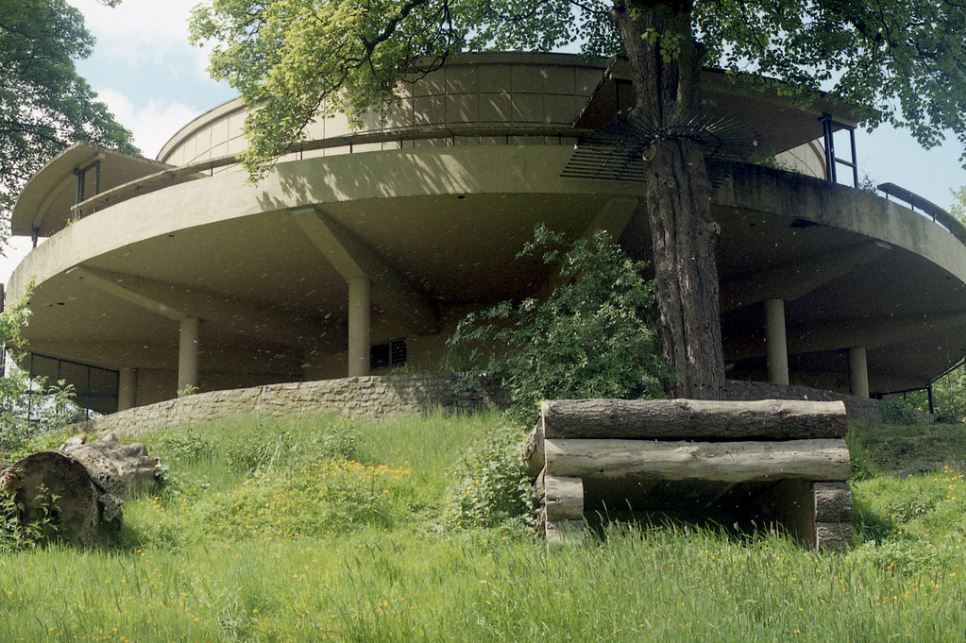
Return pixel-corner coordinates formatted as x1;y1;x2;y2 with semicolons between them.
0;414;963;641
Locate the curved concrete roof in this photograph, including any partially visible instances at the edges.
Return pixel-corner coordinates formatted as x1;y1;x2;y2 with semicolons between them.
11;143;170;237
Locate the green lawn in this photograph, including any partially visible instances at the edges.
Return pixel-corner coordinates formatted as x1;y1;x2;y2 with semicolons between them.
0;413;963;641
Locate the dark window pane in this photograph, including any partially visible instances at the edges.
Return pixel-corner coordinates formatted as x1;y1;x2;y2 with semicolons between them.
370;343;390;369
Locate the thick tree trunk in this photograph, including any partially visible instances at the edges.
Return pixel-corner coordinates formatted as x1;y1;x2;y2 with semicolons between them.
612;1;726;399
0;433;161;547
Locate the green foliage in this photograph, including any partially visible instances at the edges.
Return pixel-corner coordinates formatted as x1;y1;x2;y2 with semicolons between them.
221;421;358;475
932;363;966;424
444;425;532;531
847;422;966;477
0;415;965;640
197;459;409;539
952;186;966;224
879;397;922;425
881;362;966;425
447;225;666;424
0;293;82;454
0;0;134;219
0;486;59;551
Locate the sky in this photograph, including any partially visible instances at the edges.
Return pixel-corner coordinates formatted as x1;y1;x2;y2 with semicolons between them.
2;0;964;282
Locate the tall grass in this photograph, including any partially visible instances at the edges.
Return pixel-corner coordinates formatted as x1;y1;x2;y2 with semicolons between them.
0;413;962;641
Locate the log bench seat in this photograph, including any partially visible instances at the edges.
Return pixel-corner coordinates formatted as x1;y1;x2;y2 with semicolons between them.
524;399;853;549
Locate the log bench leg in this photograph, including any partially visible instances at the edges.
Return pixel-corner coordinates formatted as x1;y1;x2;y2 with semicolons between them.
758;479;852;550
537;471;585;545
813;482;852;551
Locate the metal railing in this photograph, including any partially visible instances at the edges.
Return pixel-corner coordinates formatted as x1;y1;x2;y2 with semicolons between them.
69;124;592;218
877;182;966;244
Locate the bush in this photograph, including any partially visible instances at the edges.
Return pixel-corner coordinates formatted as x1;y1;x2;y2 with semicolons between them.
444;426;533;530
932;363;965;424
447;225;666;424
0;290;84;454
0;485;58;551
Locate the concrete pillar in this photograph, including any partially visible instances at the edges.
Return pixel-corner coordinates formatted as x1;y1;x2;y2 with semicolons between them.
765;298;789;386
178;317;200;392
117;367;138;411
849;346;869;398
347;278;370;377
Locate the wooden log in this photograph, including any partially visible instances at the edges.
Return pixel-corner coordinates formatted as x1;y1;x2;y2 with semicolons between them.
544;438;851;482
813;481;852;523
540;399;847;440
60;432;161;498
815;522;852;551
522;420;545;479
0;452;102;547
543;475;584;521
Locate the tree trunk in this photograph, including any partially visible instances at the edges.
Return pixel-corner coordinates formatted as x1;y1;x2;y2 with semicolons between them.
0;433;161;547
612;1;726;399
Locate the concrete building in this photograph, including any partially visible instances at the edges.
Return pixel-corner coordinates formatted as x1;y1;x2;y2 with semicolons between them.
6;53;965;414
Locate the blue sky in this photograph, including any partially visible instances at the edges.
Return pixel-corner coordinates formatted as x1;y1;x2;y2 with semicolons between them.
2;0;963;280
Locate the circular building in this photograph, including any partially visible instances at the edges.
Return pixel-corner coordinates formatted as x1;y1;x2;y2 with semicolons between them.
7;53;966;414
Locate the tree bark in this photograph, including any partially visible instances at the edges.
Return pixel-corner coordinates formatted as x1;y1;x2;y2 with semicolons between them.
544;438;852;482
0;434;161;547
540;399;848;440
612;1;726;399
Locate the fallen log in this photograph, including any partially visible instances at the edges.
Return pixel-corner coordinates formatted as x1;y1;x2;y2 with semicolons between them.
540;399;847;440
544;438;851;482
0;433;162;547
60;433;160;498
0;452;102;547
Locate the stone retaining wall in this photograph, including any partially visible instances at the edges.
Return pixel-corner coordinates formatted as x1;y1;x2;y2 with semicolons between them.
722;380;886;424
75;375;906;439
77;375;493;438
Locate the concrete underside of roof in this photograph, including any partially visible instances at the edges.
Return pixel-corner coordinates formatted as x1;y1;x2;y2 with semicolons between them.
8;146;965;409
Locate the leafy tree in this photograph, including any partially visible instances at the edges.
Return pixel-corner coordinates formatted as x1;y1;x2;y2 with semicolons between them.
446;226;666;424
0;0;135;230
952;186;966;224
0;292;80;454
190;0;966;398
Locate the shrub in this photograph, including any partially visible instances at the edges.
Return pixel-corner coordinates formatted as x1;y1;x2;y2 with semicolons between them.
932;363;965;424
0;485;59;551
447;225;666;425
879;398;921;425
444;426;533;530
0;291;83;454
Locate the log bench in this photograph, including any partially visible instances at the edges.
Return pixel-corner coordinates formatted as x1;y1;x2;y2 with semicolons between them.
524;399;853;550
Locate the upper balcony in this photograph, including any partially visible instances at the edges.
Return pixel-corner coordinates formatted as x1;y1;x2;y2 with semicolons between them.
11;53;878;242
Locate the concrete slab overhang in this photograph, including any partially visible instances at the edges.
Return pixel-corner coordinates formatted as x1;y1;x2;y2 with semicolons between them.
6;144;965;400
11;143;171;237
577;63;863;156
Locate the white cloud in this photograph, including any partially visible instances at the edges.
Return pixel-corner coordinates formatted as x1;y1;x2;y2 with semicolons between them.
69;0;212;78
94;88;199;159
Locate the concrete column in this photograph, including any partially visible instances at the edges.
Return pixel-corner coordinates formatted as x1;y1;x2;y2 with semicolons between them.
765;298;789;385
178;317;200;391
117;367;138;411
849;346;870;398
347;278;371;377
